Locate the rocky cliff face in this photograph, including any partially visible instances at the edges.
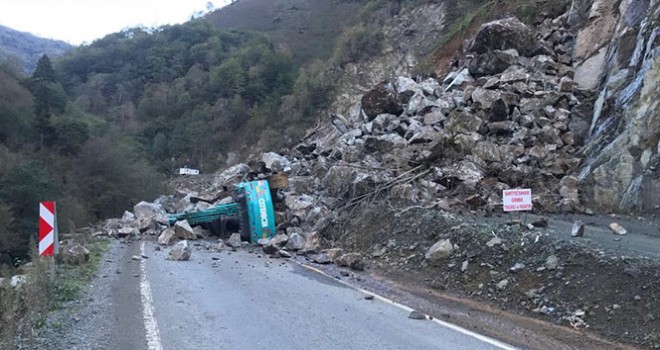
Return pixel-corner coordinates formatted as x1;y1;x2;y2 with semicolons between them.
570;0;659;212
331;0;659;213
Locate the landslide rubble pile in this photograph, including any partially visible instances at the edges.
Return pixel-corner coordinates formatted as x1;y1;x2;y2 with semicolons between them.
95;13;595;263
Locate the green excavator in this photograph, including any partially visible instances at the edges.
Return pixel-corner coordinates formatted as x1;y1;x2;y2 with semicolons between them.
167;180;279;243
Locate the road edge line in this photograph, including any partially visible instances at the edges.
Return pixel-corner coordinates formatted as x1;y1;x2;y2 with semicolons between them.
299;263;518;350
141;241;164;350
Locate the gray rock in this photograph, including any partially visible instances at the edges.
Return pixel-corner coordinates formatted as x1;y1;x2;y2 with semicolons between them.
117;227;138;238
471;87;502;110
158;228;177;245
499;66;528;83
226;233;242;248
571;221;585;237
486;236;502;247
468;50;518;76
10;275;26;288
336;253;365;271
174;220;196;240
285;232;305;251
325;248;345;261
331;114;351;134
309;253;332;264
423;110;445;126
361;81;405;120
269;234;289;248
424;239;453;263
169;240;192;261
121;211;135;222
61;242;90;265
212;163;250;188
262;243;279;255
302;232;322;255
558;76;574;92
441;161;485;187
408;310;426;320
469;18;539;56
193;226;209;239
363;134;407;153
420;78;441;96
545;255;560;270
395;76;422;95
497;279;509;290
510;263;526;272
285;195;315;218
262;152;290;172
133;201;167;232
445;68;475;90
624;267;641;278
609;223;628;235
405;93;434;116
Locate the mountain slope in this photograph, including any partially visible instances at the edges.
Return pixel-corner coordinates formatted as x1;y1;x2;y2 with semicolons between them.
206;0;368;65
0;24;72;74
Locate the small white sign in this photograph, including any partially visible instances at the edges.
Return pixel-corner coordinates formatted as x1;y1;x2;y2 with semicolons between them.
179;168;200;175
502;189;532;212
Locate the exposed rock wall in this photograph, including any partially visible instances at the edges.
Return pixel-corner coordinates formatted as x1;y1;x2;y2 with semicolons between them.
572;0;660;211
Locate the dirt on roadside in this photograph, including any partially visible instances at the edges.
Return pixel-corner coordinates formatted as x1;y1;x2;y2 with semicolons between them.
321;199;660;349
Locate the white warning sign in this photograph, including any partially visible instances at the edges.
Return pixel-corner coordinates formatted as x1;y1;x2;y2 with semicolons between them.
502;189;532;212
179;168;200;175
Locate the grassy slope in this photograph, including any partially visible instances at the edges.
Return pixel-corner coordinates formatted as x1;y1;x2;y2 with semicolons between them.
205;0;368;65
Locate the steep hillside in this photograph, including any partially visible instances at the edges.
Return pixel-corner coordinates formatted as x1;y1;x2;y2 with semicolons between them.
0;25;72;75
206;0;368;65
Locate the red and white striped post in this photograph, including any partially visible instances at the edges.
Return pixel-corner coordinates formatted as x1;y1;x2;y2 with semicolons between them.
39;201;59;257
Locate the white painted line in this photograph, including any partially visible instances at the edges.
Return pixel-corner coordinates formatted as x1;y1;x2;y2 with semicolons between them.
141;241;164;350
300;264;518;350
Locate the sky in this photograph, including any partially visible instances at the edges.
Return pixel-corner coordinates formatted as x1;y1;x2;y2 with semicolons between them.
0;0;231;45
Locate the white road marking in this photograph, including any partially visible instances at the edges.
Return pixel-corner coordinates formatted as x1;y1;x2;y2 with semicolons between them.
140;241;164;350
301;264;518;350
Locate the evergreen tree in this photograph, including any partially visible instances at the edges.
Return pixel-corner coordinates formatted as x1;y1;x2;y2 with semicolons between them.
29;55;65;147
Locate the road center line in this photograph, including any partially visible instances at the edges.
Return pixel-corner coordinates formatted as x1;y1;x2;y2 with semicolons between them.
140;241;164;350
300;264;518;350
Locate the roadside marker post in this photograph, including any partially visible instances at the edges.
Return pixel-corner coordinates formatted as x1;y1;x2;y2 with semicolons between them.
39;201;59;280
502;189;533;224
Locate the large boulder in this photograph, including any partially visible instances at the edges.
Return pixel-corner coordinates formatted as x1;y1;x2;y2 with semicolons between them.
468;17;539;57
361;81;405;120
133;201;167;232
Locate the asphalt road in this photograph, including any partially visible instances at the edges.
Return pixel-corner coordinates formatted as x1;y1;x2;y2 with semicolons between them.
57;239;509;350
478;212;660;260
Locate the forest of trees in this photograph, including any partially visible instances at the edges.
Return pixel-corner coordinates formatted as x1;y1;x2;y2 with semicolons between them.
0;19;340;262
0;0;402;262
